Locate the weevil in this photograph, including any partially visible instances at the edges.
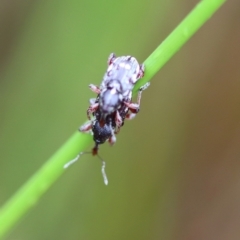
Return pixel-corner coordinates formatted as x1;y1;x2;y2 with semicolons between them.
64;53;150;185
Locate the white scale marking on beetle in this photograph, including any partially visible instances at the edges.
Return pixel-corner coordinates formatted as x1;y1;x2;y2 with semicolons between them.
110;88;117;94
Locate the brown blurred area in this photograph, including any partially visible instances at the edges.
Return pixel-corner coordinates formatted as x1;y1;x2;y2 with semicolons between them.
0;0;34;72
1;0;240;239
140;0;240;239
174;1;240;239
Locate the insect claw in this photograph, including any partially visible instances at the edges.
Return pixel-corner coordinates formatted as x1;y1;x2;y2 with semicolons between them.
139;82;150;91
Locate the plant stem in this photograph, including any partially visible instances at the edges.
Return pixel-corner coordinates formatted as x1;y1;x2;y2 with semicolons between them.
0;0;226;238
134;0;226;92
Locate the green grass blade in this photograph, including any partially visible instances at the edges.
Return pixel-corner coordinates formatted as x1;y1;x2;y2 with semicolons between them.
0;0;226;238
134;0;226;92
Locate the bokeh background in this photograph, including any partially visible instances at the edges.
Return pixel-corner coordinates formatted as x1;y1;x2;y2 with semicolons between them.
0;0;240;239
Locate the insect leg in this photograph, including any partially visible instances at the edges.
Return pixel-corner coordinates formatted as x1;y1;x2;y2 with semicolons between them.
137;64;145;79
89;84;101;94
115;110;123;128
124;82;150;116
79;121;92;132
87;102;99;119
108;53;116;65
89;98;97;104
108;135;116;145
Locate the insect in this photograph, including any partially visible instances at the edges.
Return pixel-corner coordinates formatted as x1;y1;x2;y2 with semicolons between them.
86;53;147;128
64;53;150;185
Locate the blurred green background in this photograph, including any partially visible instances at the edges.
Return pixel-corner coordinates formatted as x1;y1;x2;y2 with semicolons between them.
1;0;240;239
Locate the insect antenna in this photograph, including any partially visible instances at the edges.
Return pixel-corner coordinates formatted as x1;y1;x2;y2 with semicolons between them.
96;153;108;186
63;151;89;169
63;145;108;185
91;143;109;185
